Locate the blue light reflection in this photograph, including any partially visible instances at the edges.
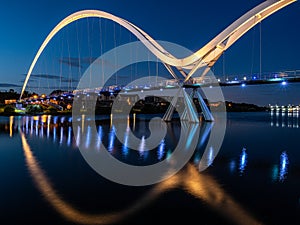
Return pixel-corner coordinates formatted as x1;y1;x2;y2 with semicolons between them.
157;139;165;161
279;151;289;182
239;147;247;175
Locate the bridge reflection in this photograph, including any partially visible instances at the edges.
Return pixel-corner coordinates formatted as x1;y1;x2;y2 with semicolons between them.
20;129;263;225
4;115;291;183
5;115;213;165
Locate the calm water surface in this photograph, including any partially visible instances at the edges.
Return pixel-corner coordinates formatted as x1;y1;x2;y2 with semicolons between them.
0;112;299;225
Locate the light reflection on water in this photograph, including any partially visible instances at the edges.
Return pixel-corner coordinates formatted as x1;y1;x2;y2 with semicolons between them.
97;125;103;151
108;125;115;152
3;115;292;182
279;151;289;182
239;147;247;175
8;115;213;165
270;152;289;183
1;113;297;224
270;111;299;128
20;129;263;225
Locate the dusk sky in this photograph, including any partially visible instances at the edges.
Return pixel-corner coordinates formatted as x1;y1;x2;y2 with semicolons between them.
0;0;299;106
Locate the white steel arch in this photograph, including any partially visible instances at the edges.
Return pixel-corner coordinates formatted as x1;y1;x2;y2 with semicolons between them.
20;0;296;99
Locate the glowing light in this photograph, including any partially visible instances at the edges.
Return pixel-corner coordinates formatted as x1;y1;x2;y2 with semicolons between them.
157;139;165;160
47;116;51;138
110;114;113;129
35;120;39;136
207;146;214;167
281;81;287;86
67;127;72;146
76;126;81;146
166;149;172;162
40;125;44;138
193;153;200;165
53;116;58;124
25;116;29;134
279;151;289;182
256;13;262;19
85;126;91;148
30;117;33;135
122;132;129;157
138;136;146;156
241;83;246;87
271;165;279;182
108;126;115;152
229;160;236;173
239;147;247;175
60;127;64;144
96;126;102;150
133;113;136;131
53;127;56;142
81;114;85;133
41;115;47;123
269;77;283;82
9;116;13;138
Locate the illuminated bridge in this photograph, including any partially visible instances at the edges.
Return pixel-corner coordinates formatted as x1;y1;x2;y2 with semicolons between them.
19;0;296;122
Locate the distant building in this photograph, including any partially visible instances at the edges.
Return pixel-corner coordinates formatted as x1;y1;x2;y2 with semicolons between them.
4;99;16;105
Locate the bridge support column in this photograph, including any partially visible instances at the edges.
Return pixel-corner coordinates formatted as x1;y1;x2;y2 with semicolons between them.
162;88;180;122
192;88;214;121
182;89;199;123
163;87;214;122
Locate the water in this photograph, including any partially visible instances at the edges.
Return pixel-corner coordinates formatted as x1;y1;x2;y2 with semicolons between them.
0;112;299;225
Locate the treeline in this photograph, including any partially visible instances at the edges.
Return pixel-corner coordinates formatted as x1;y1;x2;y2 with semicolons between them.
0;89;34;104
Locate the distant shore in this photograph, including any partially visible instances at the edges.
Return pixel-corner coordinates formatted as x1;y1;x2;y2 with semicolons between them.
0;100;268;117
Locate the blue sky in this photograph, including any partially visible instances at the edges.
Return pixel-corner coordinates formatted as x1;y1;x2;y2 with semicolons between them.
0;0;299;105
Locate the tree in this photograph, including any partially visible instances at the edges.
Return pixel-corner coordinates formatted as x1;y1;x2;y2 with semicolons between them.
26;105;43;114
4;105;15;114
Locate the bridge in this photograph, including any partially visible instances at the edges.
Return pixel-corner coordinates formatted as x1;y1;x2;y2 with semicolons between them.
19;0;297;122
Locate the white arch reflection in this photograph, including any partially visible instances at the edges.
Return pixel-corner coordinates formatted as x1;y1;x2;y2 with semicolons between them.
20;130;263;225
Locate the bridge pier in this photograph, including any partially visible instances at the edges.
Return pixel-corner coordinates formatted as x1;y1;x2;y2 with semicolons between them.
162;88;180;122
162;86;214;123
191;87;214;122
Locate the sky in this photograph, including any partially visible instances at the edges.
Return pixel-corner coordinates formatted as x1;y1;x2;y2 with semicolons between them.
0;0;299;106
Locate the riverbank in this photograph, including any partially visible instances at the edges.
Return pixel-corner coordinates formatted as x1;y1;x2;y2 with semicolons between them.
0;100;268;117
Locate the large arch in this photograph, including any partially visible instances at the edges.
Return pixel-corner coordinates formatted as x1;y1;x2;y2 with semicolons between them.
20;0;296;99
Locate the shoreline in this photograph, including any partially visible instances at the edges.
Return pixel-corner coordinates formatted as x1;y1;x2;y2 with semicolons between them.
0;100;269;117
